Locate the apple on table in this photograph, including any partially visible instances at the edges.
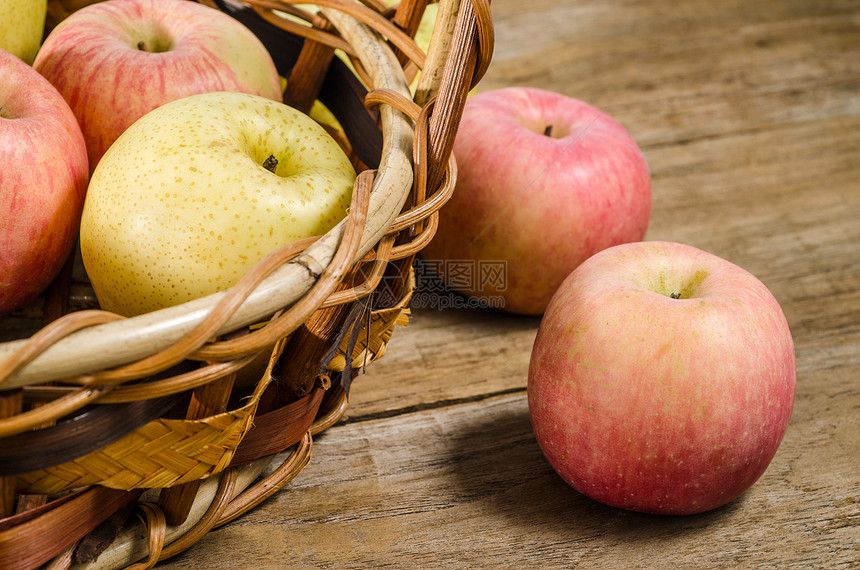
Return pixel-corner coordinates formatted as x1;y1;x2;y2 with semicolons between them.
0;0;47;64
33;0;283;172
422;86;652;315
80;91;357;317
528;241;796;515
0;48;89;315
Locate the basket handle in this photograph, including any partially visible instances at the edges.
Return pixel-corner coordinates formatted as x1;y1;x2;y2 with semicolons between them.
425;0;494;191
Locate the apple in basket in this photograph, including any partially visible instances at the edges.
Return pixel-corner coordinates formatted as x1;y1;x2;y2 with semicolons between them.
528;241;796;515
0;48;89;315
422;87;651;315
0;0;47;64
80;91;356;317
33;0;282;171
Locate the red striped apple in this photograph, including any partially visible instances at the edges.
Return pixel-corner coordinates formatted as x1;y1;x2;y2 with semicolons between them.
0;48;89;314
528;241;796;515
422;87;651;315
80;91;356;317
33;0;282;172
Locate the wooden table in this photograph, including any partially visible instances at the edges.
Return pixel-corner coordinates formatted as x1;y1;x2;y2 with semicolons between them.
162;0;860;566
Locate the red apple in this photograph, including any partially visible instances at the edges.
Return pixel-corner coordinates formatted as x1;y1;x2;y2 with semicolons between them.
528;241;796;515
0;48;89;314
33;0;282;171
422;86;651;315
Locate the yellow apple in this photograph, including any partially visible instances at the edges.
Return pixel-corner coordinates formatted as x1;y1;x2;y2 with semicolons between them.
0;0;47;64
80;91;356;317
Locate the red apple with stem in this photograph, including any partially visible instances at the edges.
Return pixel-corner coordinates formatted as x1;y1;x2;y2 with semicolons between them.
33;0;282;172
0;48;89;315
422;87;651;315
528;241;796;515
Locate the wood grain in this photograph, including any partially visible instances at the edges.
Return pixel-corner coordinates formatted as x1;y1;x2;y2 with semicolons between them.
104;0;860;565
161;392;858;568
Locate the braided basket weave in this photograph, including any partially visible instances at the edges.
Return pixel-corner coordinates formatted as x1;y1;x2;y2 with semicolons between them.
0;0;493;567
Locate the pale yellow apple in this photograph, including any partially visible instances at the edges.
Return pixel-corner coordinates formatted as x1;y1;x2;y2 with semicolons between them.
0;0;47;64
80;91;356;317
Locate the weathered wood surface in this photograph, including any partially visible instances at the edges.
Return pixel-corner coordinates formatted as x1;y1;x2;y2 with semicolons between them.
159;0;860;566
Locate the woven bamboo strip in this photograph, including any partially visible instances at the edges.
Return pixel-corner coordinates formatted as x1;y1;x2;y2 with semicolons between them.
0;487;142;570
214;432;313;527
326;272;413;372
155;467;239;562
414;0;460;106
426;0;492;190
0;391;21;518
63;458;277;569
156;369;237;525
242;0;427;69
15;405;252;494
319;235;397;308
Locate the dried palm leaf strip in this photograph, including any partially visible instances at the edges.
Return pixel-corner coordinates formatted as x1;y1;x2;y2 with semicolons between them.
64;457;280;569
0;486;142;570
0;393;180;476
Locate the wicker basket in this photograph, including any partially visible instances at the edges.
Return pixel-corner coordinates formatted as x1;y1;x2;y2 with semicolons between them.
0;0;493;567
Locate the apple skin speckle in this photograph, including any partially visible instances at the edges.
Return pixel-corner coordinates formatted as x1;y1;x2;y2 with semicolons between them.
80;91;356;317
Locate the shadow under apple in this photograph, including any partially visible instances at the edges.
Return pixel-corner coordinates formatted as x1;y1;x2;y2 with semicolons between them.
444;394;749;553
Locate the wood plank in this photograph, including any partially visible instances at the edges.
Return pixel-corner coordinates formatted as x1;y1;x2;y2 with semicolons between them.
481;0;860;147
158;391;859;568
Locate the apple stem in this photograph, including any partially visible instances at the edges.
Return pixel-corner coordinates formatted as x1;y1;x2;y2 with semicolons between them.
544;124;553;137
137;41;146;50
263;154;279;173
